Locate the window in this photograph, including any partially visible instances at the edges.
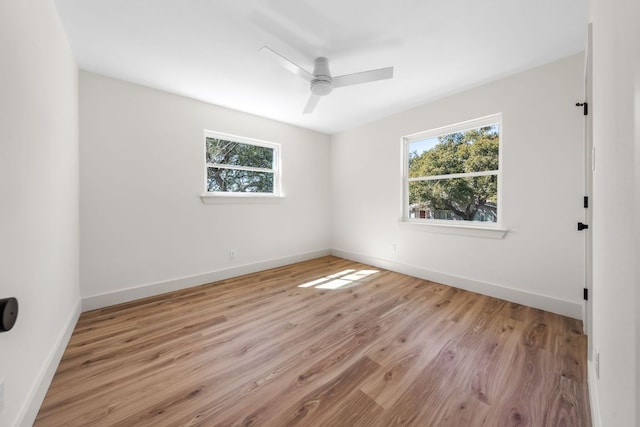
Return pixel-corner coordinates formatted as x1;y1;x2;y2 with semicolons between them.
204;131;281;196
403;114;501;225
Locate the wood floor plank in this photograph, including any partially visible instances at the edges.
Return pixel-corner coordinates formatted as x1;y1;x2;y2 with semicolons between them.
35;256;591;426
260;356;381;427
360;317;462;410
314;390;385;427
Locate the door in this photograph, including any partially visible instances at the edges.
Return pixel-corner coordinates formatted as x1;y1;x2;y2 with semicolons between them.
582;23;594;358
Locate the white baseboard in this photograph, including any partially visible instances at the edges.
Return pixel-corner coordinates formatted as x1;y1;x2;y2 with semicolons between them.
17;299;81;427
82;248;582;319
331;249;583;320
588;360;601;427
81;249;331;311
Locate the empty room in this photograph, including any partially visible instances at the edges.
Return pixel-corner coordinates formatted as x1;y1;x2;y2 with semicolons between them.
1;0;638;426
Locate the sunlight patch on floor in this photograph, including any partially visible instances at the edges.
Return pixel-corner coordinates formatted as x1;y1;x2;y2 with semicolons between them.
298;269;379;290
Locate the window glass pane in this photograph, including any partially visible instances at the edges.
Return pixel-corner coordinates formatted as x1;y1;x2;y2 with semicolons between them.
408;175;498;222
206;137;274;169
207;168;274;193
408;124;499;178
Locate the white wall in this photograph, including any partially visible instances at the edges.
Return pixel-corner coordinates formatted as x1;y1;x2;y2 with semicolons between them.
0;1;80;426
331;54;585;318
79;72;331;306
590;0;639;424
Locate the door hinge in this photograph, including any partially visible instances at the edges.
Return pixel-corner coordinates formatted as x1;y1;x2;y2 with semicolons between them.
584;196;589;208
576;102;588;115
577;222;589;231
583;288;589;301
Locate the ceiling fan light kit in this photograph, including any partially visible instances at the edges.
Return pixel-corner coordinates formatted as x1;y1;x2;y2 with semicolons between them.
260;46;394;114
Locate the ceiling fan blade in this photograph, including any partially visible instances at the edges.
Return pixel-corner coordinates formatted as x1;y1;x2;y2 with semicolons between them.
303;93;321;114
333;67;394;88
260;46;314;82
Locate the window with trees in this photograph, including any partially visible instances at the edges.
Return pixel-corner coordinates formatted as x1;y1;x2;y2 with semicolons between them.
403;114;501;224
204;131;280;195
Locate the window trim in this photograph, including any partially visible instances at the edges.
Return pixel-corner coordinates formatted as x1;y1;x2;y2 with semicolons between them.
201;130;282;199
401;113;504;235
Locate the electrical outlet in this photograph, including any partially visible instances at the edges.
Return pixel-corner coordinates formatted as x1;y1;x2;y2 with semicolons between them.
595;347;600;379
390;244;397;255
229;250;236;261
0;378;5;414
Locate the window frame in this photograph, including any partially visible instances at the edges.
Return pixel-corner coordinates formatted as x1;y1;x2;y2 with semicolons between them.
401;113;505;234
201;130;282;199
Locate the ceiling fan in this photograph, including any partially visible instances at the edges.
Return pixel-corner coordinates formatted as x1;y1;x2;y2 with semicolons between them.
260;46;394;114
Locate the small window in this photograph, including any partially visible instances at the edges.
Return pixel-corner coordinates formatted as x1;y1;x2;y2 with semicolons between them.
204;131;281;196
403;114;501;225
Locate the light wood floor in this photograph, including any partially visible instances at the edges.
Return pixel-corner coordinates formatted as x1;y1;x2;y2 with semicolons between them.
36;256;591;426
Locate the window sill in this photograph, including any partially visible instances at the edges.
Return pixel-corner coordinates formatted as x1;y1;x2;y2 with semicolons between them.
398;220;507;239
200;193;285;204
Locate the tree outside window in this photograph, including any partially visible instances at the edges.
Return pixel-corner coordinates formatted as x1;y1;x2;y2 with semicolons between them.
405;115;501;224
204;132;280;195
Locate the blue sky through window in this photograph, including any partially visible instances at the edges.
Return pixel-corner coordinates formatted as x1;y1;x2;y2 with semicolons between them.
409;137;439;156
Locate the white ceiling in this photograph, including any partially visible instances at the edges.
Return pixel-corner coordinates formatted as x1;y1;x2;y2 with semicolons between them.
54;0;589;134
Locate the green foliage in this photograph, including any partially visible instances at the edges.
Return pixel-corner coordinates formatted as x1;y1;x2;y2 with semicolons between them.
206;138;274;192
207;168;273;193
409;126;499;221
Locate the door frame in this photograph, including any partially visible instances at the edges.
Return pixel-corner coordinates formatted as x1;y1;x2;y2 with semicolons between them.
582;23;594;359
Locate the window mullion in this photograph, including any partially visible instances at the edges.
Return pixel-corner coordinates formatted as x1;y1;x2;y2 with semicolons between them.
207;163;275;173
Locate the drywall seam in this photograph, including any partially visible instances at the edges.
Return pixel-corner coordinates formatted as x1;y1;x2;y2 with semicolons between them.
82;249;331;311
17;300;81;427
331;248;582;319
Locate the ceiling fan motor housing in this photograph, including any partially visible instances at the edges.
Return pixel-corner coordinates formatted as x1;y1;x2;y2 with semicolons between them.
311;57;333;96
